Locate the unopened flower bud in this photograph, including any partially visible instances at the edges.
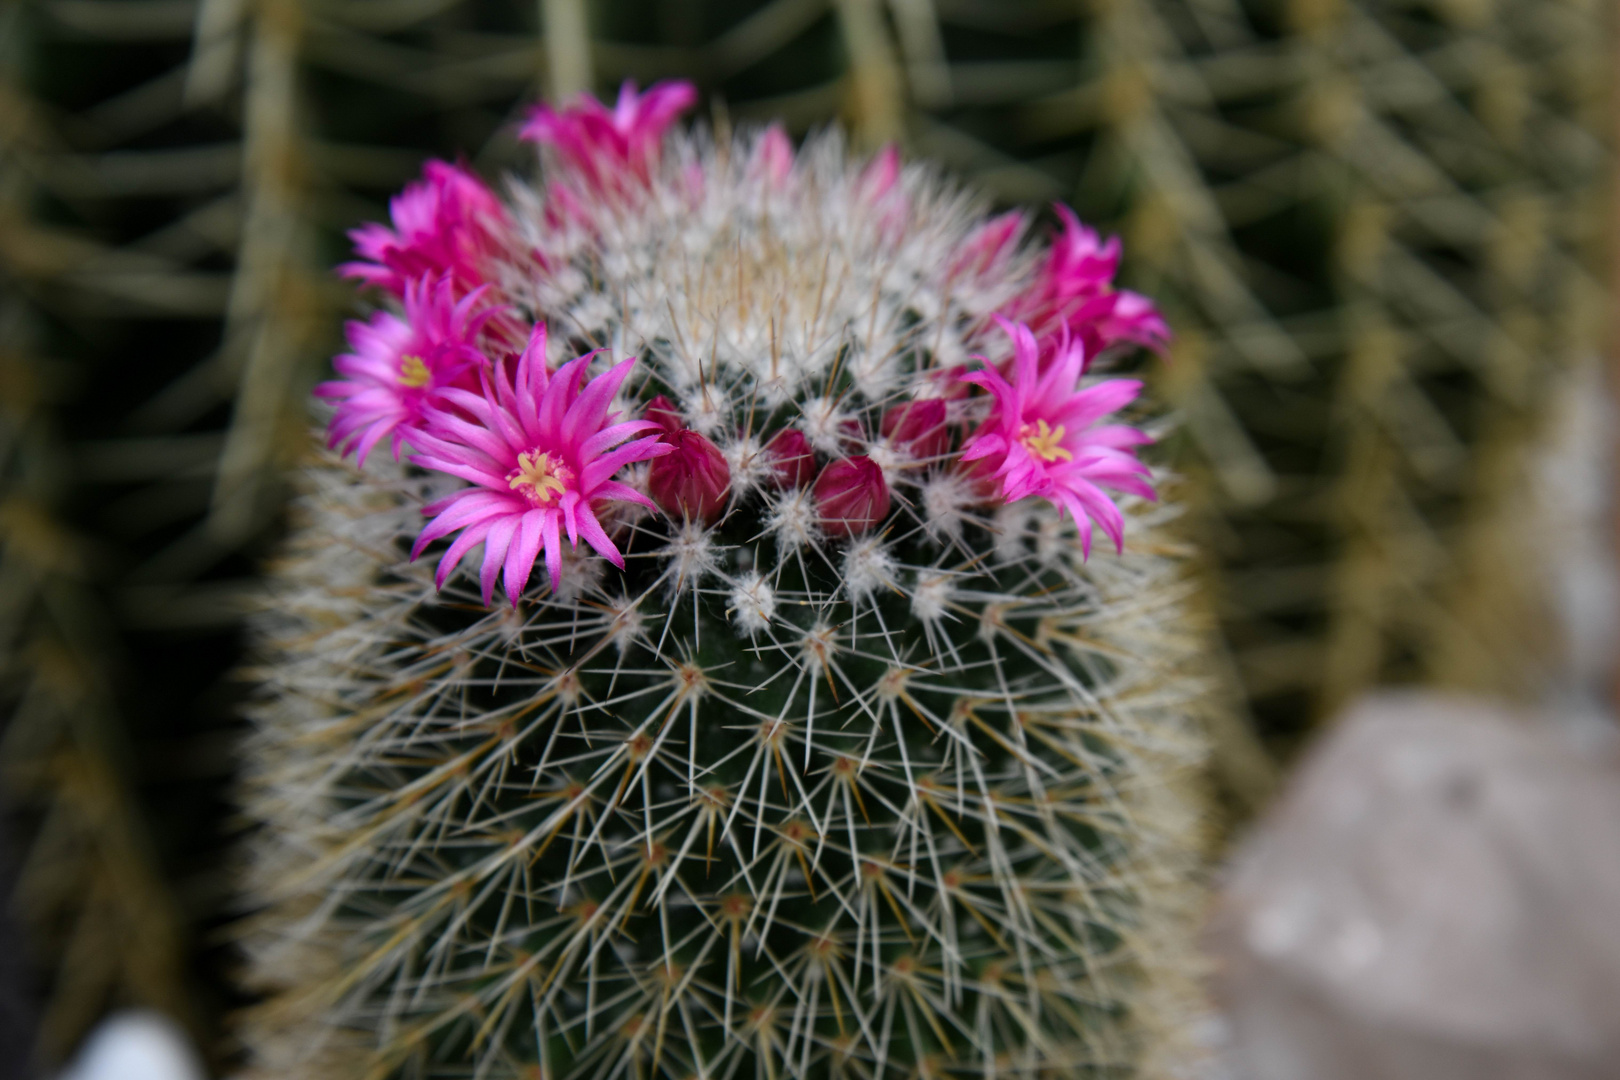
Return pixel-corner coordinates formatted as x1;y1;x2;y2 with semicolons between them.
814;456;889;538
753;123;794;187
643;394;683;434
880;398;950;462
649;429;731;524
858;145;901;203
764;429;817;489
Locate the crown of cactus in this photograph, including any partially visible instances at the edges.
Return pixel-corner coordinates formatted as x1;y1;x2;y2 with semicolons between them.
238;80;1211;1080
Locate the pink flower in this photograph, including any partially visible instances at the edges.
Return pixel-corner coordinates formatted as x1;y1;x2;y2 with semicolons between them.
341;161;510;299
408;328;671;605
764;429;816;489
880;399;951;462
814;456;890;538
520;79;698;193
648;429;731;525
1088;289;1172;354
959;319;1154;557
315;276;497;466
999;204;1170;360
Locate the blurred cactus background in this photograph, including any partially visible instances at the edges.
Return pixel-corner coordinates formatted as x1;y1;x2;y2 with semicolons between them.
0;0;1610;1073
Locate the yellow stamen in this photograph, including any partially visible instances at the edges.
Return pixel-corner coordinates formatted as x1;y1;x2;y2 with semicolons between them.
398;354;431;388
1020;419;1072;463
508;450;570;506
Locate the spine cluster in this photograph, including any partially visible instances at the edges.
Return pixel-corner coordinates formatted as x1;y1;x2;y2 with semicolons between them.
238;81;1212;1080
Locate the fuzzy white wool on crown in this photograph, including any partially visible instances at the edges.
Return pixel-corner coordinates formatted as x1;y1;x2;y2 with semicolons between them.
764;485;819;550
721;433;770;496
841;536;898;603
910;569;955;624
727;570;776;636
659;519;720;595
510;129;1029;423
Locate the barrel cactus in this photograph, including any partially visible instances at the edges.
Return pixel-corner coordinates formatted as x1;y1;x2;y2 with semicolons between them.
237;82;1212;1080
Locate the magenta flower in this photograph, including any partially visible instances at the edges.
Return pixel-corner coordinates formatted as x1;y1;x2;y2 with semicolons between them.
315;276;497;466
1088;289;1172;354
408;329;671;605
999;204;1170;360
959;319;1155;557
341;161;510;299
520;79;698;193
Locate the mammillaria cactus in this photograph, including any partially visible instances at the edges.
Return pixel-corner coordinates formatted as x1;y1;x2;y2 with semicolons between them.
237;81;1212;1080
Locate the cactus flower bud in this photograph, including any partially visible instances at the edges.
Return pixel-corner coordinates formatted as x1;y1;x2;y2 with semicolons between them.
763;428;817;489
643;394;683;434
649;428;731;524
880;398;950;462
813;455;889;537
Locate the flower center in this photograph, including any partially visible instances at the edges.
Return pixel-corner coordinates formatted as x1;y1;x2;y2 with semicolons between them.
1020;419;1073;463
398;354;431;388
507;449;573;507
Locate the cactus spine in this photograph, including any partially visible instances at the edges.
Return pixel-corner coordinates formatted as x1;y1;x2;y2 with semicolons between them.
237;102;1212;1080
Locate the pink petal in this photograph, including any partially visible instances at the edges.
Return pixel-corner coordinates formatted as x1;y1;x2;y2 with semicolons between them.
502;511;547;604
412;490;515;559
434;517;496;589
479;515;519;606
579;433;673;491
592;480;657;511
575;505;623;567
542;510;563;592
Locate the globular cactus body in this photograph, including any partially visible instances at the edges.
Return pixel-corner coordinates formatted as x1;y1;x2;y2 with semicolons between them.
239;86;1210;1080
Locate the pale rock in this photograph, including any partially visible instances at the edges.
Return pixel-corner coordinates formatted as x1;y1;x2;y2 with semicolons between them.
59;1012;205;1080
1210;692;1620;1080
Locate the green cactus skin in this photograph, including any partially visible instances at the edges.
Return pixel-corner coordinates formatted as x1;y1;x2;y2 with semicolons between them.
235;128;1213;1080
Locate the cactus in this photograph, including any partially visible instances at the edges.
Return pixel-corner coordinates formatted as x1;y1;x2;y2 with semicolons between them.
237;85;1212;1080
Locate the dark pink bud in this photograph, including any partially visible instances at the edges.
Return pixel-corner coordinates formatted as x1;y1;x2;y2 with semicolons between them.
814;456;890;538
880;398;950;462
644;394;683;434
649;429;731;525
764;428;817;489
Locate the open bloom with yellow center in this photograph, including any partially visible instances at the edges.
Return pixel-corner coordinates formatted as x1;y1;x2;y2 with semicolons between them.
316;275;497;466
508;449;572;506
409;326;671;604
959;318;1155;556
